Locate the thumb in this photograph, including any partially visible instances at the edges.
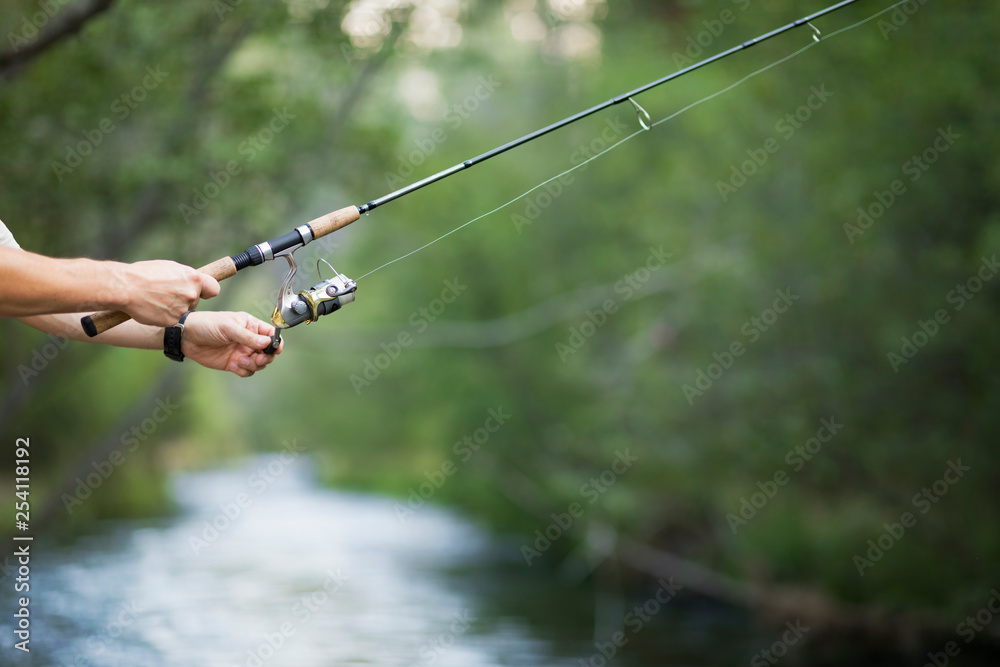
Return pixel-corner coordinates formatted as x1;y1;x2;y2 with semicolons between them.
232;322;274;351
200;274;222;299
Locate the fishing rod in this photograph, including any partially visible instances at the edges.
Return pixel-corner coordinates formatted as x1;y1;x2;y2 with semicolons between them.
81;0;860;350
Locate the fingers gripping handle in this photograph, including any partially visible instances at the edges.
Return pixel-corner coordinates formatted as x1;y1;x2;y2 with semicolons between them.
80;256;238;337
80;205;361;338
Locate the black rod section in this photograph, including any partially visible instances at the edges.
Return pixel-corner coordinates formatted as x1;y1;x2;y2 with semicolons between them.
358;0;858;215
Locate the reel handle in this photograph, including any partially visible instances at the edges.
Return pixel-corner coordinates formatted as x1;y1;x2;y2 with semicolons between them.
80;256;238;337
263;333;281;355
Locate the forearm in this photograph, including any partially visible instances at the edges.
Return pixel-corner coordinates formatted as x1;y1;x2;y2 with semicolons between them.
0;247;127;317
18;310;281;378
19;313;162;349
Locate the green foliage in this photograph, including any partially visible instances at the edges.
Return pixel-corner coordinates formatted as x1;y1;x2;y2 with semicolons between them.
1;0;998;625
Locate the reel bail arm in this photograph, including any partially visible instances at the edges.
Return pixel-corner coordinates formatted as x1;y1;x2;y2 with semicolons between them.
262;254;357;354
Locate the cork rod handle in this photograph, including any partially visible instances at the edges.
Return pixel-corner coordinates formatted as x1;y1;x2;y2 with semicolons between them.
80;256;238;337
306;205;361;238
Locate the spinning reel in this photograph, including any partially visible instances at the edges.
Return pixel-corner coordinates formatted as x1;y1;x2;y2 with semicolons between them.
262;251;357;354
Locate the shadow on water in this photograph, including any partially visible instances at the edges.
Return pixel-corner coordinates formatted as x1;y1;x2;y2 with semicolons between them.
7;455;983;666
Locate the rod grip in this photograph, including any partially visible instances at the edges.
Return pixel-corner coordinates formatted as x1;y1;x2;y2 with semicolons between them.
80;256;238;337
307;205;361;239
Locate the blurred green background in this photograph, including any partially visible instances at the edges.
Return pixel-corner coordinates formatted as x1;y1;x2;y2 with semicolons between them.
1;0;999;664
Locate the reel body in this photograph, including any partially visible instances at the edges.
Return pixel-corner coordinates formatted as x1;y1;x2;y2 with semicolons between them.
263;251;357;353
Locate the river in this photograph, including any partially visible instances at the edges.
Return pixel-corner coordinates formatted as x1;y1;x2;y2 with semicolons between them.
1;455;768;666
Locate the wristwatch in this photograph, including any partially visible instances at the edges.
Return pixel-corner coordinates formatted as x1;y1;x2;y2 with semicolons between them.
164;311;193;362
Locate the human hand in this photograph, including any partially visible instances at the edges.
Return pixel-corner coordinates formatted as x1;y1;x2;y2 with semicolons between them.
119;260;221;327
180;311;283;378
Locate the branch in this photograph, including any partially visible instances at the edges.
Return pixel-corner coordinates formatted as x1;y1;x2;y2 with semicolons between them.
96;18;258;260
616;538;753;608
0;0;116;79
614;538;1000;649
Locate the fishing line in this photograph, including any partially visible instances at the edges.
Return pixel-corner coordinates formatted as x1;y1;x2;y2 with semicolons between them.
356;0;910;282
81;1;912;342
355;128;647;280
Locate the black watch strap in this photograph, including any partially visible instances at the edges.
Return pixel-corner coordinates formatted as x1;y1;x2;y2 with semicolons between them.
164;311;192;362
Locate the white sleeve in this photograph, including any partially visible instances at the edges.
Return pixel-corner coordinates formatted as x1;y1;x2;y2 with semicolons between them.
0;219;21;249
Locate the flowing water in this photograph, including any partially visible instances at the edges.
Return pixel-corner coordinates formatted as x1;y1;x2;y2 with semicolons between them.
1;456;772;666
